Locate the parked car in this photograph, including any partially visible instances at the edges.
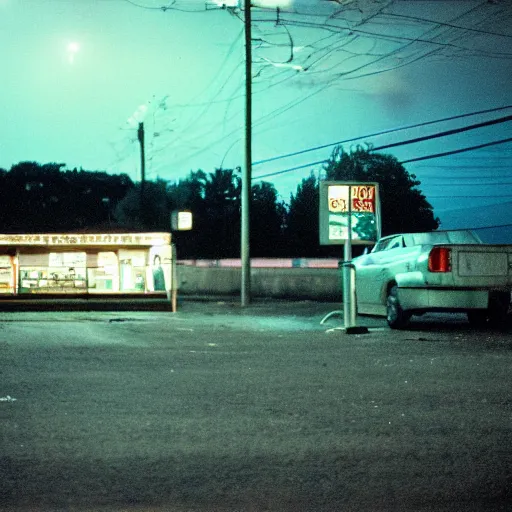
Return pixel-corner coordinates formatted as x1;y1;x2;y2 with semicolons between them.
352;230;512;328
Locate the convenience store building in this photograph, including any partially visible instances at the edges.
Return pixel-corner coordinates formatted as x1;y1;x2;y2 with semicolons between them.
0;232;173;295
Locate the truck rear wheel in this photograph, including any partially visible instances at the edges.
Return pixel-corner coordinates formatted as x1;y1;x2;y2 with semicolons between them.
488;291;510;327
467;292;510;328
467;310;488;327
386;285;411;329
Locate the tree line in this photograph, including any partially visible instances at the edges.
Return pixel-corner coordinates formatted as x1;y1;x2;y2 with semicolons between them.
0;146;439;258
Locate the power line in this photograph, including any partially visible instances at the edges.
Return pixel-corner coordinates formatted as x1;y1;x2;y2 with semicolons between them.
421;173;512;180
424;182;512;187
421;176;512;180
444;222;512;231
400;137;512;164
253;159;327;180
248;2;496;91
253;137;512;181
252;105;512;166
248;0;512;92
417;164;512;169
427;4;512;62
166;59;244;149
269;17;512;58
431;195;512;198
165;69;341;169
327;1;512;83
380;12;512;40
122;0;176;10
372;114;512;152
120;1;512;182
142;29;245;161
122;0;208;13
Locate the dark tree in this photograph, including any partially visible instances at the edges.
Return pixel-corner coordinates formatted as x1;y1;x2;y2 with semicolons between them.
62;168;134;230
113;179;170;231
165;170;287;258
1;162;134;232
166;170;208;258
163;168;241;258
251;181;286;257
0;168;9;230
203;168;241;258
167;170;207;211
3;162;69;231
284;173;335;257
324;146;439;236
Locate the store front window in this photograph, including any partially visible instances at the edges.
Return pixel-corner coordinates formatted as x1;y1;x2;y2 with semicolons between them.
119;250;147;292
19;252;87;293
0;255;13;293
149;245;172;292
87;252;119;292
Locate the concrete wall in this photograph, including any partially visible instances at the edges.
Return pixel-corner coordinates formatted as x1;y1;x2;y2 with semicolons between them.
177;266;342;301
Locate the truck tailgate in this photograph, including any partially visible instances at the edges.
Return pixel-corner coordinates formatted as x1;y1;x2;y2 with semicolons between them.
455;247;512;285
457;251;509;276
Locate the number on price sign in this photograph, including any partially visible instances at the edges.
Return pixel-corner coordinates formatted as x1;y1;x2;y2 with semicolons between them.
351;185;375;213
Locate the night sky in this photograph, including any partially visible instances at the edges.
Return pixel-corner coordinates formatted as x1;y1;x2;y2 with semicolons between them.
1;0;511;234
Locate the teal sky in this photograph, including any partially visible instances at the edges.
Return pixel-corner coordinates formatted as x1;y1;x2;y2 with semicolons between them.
1;0;511;233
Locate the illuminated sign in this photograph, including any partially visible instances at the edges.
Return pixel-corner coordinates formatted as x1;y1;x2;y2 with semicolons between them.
171;210;193;231
319;182;381;245
0;233;171;247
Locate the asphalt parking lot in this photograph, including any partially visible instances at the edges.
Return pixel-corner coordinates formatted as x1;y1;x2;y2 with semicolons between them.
1;299;511;511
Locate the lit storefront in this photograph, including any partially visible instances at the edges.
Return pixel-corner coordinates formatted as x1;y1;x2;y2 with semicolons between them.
0;233;173;295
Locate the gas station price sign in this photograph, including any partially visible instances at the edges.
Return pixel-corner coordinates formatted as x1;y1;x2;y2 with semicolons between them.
328;184;376;213
319;181;381;245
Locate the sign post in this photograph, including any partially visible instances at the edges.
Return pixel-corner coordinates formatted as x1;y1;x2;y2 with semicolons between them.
343;185;355;328
319;182;381;332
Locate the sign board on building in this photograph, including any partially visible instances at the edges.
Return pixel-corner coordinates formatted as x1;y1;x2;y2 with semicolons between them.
0;233;171;247
319;181;381;245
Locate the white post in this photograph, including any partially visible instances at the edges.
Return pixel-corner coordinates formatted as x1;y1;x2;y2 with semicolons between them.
171;244;178;312
343;186;355;328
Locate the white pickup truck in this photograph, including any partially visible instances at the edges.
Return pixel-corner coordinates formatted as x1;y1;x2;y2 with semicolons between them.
352;230;512;328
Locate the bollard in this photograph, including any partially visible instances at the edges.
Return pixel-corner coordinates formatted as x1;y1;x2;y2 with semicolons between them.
342;261;368;334
342;262;356;329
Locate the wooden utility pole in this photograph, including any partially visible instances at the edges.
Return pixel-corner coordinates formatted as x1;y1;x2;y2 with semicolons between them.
241;0;252;307
137;122;146;226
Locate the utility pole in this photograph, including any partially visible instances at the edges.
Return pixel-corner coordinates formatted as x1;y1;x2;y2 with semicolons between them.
137;122;146;227
241;0;252;307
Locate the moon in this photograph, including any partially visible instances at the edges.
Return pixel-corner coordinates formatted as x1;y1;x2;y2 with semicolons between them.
67;41;80;63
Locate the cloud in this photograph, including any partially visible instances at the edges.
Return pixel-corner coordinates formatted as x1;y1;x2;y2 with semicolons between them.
356;73;414;113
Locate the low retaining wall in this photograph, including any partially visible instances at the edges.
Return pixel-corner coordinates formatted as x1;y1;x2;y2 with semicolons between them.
177;266;342;301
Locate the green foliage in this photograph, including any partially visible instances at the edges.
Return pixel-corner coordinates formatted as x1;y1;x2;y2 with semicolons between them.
324;145;439;236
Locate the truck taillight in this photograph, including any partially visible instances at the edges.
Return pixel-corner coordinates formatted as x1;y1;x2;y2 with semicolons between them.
428;247;452;272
